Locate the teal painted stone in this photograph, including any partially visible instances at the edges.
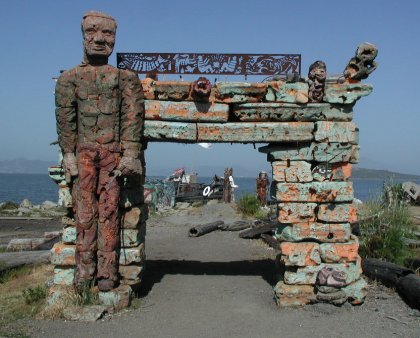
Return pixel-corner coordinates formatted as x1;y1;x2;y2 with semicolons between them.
119;243;145;265
50;243;76;266
62;226;76;244
144;121;197;142
276;223;351;243
215;82;266;104
315;122;357;143
197;122;314;143
265;82;308;103
259;144;312;161
272;161;313;182
324;83;373;104
284;261;361;285
311;143;359;164
278;202;317;223
99;284;132;311
275;181;354;202
154;81;191;101
120;226;146;248
53;267;75;286
319;237;359;263
342;278;368;304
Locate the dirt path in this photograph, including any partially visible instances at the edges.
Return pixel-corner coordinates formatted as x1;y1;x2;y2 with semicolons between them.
24;202;419;338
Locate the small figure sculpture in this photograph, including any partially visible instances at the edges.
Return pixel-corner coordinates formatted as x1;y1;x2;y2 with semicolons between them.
344;42;378;81
55;11;145;291
223;168;232;203
256;171;269;206
308;60;326;103
191;76;212;101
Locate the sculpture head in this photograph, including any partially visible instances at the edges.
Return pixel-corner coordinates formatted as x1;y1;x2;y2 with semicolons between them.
81;11;117;64
308;61;327;82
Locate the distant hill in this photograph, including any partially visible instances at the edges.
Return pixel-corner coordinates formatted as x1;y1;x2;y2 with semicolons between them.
0;159;56;174
352;167;420;181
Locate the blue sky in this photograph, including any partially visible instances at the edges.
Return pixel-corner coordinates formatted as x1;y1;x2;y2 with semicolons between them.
0;0;419;175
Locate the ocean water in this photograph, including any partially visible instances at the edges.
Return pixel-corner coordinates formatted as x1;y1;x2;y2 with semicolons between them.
1;173;416;205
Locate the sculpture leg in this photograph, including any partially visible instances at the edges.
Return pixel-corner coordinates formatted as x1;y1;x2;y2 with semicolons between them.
74;148;98;287
97;149;120;291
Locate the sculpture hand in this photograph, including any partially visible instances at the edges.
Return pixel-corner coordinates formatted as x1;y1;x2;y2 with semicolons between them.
115;155;142;176
63;153;78;183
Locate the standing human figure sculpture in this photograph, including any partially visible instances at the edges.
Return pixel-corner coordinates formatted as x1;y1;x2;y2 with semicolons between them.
55;11;145;291
256;171;269;206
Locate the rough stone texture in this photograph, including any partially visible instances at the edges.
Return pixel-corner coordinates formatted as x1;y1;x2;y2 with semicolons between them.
119;265;144;281
278;202;317;223
312;143;359;164
273;281;315;307
342;277;368;305
53;266;75;286
144;121;197;142
324;83;373;104
145;100;229;122
99;284;132;311
265;81;309;103
63;305;107;322
50;243;76;266
315;122;357;143
317;203;357;223
47;285;74;306
330;163;353;181
197;122;314;143
119;243;145;265
280;242;321;266
215;82;266;103
275;182;354;203
141;78;156;100
276;223;351;243
319;239;360;263
122;205;148;229
62;226;76;244
154;81;191;101
284;261;361;285
272;161;313;182
259;144;313;161
120;225;146;248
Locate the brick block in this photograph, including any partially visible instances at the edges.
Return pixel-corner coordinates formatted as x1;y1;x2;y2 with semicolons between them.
144;120;197;142
284;260;361;285
62;226;76;244
331;163;353;181
280;242;321;266
215;82;266;103
119;265;144;281
122;205;149;229
272;161;313;182
273;281;315;307
154;81;191;101
312;142;359;164
275;182;354;203
319;238;359;263
197;122;314;143
53;267;75;286
265;81;308;103
50;243;76;266
145;100;229;122
317;203;357;223
315;122;357;143
141;78;155;100
324;83;373;104
259;144;312;161
99;284;132;311
120;225;146;248
119;243;145;265
342;277;368;305
278;203;317;223
276;223;351;243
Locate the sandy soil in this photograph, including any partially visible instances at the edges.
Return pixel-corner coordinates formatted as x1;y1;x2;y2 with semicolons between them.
10;201;414;338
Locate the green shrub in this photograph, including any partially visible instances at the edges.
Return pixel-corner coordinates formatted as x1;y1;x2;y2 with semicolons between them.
22;286;46;304
237;194;261;217
0;201;18;211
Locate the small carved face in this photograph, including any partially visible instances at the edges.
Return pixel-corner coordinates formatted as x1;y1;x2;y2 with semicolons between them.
309;61;327;81
82;15;116;59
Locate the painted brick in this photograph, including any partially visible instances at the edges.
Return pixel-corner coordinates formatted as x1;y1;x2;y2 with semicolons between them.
154;81;191;101
50;243;76;266
342;277;368;305
233;103;353;122
324;83;373;104
280;242;321;266
273;281;315;307
284;261;361;285
278;203;317;223
319;239;360;263
315;122;357;143
119;243;145;265
259;144;312;161
119;265;144;281
197;122;314;143
53;267;75;286
215;82;266;103
122;205;149;229
145;100;229;122
275;182;354;203
331;163;353;181
276;223;351;243
120;225;146;248
265;81;308;103
144;121;197;142
62;226;76;244
99;284;132;311
312;142;359;164
317;203;357;223
272;161;313;182
141;78;155;100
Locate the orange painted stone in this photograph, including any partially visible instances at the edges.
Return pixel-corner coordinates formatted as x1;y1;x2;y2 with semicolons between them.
119;265;144;281
280;242;321;266
50;243;76;266
278;202;317;223
276;223;351;243
272;161;313;182
317;203;357;223
273;281;315;307
141;78;155;100
122;205;149;229
276;182;354;202
331;163;353;181
320;237;360;263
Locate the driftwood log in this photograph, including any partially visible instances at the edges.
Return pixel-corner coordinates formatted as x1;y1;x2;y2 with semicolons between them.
188;221;224;237
238;220;277;239
362;258;413;287
220;221;251;232
396;274;420;310
260;234;280;249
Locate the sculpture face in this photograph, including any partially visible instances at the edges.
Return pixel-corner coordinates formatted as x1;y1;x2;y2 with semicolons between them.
82;15;116;59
